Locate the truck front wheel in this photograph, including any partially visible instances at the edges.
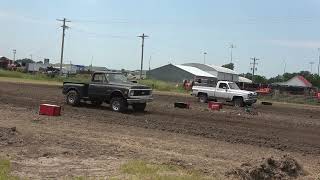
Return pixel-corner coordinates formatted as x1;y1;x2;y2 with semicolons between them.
66;90;80;106
110;97;128;112
233;97;244;107
132;103;146;112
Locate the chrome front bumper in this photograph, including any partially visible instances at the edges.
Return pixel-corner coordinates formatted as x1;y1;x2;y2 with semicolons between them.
127;96;153;104
244;98;257;104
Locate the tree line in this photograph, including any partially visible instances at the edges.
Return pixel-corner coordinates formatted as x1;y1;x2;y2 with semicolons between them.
222;63;320;88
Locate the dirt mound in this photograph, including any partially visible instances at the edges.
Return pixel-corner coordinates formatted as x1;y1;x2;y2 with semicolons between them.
226;155;305;180
0;127;23;146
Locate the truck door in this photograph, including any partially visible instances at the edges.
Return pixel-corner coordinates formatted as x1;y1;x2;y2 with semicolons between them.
215;82;229;100
88;73;109;98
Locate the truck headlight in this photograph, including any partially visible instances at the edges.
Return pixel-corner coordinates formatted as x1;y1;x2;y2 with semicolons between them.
129;90;135;96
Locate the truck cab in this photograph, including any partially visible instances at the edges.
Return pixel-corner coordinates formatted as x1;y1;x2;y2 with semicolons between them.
192;81;257;107
63;71;153;112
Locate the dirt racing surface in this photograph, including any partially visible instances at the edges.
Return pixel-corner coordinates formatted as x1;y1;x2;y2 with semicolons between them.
0;81;319;179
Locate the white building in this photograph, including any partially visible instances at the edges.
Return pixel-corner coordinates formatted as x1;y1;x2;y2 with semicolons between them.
183;63;239;82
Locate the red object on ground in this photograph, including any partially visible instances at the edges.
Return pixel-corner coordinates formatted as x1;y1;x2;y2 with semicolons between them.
208;101;223;109
317;92;320;100
208;101;221;111
39;104;61;116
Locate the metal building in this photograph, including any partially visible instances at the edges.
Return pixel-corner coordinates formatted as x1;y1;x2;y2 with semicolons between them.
147;64;216;83
183;63;239;81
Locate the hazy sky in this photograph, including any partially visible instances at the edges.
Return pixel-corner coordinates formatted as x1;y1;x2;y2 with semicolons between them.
1;0;320;77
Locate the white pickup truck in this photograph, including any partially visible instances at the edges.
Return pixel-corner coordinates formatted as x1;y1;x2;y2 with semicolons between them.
192;81;257;107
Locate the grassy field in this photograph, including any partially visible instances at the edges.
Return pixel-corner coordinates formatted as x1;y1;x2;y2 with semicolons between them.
138;79;188;93
259;94;319;105
0;70;188;93
0;159;17;180
0;70;318;105
0;69;90;83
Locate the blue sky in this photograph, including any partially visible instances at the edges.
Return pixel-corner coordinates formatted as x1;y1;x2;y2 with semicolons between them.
1;0;320;77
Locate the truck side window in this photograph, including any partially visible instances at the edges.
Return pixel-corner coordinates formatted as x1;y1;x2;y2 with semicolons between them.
92;74;106;83
219;83;228;89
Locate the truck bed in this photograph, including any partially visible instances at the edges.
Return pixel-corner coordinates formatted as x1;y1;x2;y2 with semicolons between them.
63;82;89;97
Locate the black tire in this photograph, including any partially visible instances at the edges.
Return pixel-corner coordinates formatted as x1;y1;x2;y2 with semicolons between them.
91;100;103;106
110;97;128;112
198;93;208;103
233;97;244;107
66;90;80;106
132;103;146;112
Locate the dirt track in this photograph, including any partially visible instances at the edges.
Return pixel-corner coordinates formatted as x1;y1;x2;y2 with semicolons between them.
0;81;319;179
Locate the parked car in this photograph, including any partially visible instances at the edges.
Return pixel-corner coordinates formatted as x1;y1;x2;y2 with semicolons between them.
62;71;153;112
191;81;257;107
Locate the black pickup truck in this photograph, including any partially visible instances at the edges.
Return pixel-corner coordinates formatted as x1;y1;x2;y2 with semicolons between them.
62;71;153;112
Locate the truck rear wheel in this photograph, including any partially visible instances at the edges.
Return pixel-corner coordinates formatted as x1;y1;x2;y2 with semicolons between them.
233;97;244;107
110;97;127;112
66;90;80;106
198;93;208;103
132;103;146;112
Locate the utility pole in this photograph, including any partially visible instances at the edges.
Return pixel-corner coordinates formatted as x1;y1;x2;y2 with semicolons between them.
309;62;314;73
250;57;259;83
57;18;71;75
149;56;151;71
318;48;320;76
283;60;286;74
12;49;16;64
90;56;93;72
230;44;236;63
137;33;148;79
203;52;207;64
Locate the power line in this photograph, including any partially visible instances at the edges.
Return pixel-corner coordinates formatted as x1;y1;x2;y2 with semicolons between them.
250;57;259;83
57;18;71;75
71;27;133;40
137;33;149;79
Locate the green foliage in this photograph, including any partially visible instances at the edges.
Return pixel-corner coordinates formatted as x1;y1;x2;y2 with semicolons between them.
221;63;234;70
116;160;212;180
239;73;268;84
15;58;34;66
0;159;17;180
266;71;320;88
0;69;90;83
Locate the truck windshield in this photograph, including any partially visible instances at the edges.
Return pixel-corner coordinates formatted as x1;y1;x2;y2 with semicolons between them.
106;73;128;83
229;83;240;90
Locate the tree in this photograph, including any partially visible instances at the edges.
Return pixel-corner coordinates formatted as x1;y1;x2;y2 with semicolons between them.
15;58;34;66
239;73;267;84
222;63;234;70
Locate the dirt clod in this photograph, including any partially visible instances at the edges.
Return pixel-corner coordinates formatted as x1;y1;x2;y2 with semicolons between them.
226;155;305;180
0;127;23;146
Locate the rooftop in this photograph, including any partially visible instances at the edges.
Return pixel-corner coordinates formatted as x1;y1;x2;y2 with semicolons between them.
173;64;216;78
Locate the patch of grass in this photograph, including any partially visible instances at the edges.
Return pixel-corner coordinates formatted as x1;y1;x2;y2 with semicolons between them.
0;69;90;85
259;94;319;106
139;79;187;93
0;159;17;180
114;160;213;180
